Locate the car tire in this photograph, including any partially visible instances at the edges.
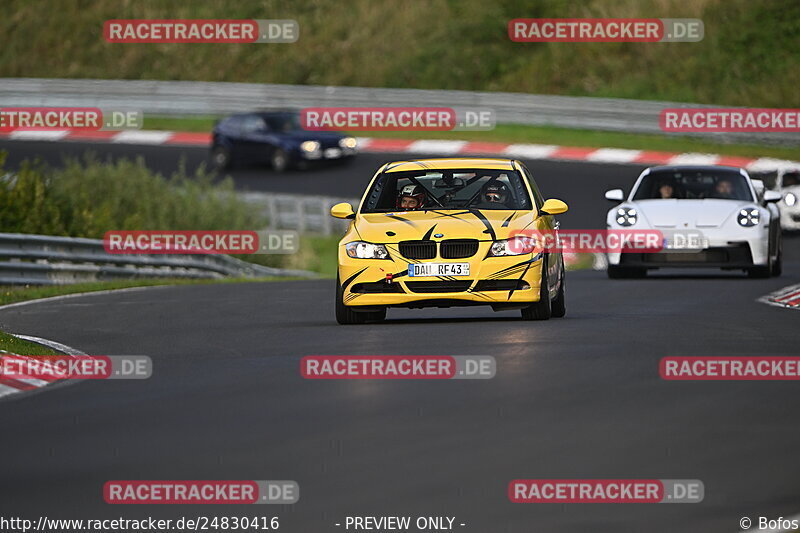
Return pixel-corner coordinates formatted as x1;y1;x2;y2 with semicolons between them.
747;266;771;278
771;232;783;277
271;148;289;172
211;146;232;170
335;275;386;325
551;265;566;318
521;257;552;321
607;265;647;279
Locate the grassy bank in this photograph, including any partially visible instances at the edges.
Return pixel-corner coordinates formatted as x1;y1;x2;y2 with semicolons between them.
0;331;58;356
0;152;342;275
2;0;798;107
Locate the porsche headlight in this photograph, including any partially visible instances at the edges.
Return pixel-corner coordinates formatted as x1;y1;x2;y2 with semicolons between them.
488;236;540;257
300;140;321;153
737;207;760;227
786;192;797;207
345;241;390;259
340;137;357;149
615;207;637;226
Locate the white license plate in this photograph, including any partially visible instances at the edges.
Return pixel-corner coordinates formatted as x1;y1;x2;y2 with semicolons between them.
324;148;342;159
408;263;470;277
663;238;709;251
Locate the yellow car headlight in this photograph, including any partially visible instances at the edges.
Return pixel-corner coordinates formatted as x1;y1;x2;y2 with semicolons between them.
345;241;390;259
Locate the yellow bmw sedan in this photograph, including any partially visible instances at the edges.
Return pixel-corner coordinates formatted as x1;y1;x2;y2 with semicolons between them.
330;158;568;324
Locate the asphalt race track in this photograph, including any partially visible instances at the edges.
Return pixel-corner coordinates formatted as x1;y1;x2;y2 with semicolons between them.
1;140;799;532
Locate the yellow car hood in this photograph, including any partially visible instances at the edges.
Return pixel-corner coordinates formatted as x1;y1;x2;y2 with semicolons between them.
354;209;537;243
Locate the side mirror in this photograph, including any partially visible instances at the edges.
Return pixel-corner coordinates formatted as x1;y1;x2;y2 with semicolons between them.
330;202;355;219
540;198;568;216
605;189;625;202
763;191;782;203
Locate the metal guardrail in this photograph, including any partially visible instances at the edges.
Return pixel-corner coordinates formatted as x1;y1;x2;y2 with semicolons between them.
1;78;796;145
241;192;357;235
0;233;316;285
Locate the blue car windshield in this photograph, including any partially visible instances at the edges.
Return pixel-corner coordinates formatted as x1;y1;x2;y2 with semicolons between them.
264;114;303;132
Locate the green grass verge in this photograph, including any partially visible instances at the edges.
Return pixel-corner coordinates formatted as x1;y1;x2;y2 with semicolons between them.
143;116;800;161
0;331;58;356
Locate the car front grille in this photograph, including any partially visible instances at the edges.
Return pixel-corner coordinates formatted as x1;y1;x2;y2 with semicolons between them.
405;281;473;293
398;239;479;259
399;240;436;260
440;239;479;259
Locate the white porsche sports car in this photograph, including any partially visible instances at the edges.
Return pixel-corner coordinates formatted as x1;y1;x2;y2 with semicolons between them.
604;165;782;278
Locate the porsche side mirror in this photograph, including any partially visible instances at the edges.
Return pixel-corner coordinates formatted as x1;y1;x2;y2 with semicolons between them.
605;189;625;202
540;198;568;216
330;202;356;219
763;190;782;203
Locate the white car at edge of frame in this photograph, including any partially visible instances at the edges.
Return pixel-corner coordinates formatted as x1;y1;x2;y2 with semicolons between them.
604;165;782;279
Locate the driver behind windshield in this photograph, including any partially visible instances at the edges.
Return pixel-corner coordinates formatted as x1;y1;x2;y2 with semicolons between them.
713;178;736;199
657;180;677;199
473;182;511;209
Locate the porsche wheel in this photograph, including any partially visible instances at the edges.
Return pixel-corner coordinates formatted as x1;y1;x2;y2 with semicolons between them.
607;265;647;279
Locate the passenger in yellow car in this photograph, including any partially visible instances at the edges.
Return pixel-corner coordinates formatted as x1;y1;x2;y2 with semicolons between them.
396;184;427;210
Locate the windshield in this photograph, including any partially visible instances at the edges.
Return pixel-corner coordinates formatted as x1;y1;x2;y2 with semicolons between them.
783;171;800;188
263;113;303;132
632;169;754;201
361;169;532;212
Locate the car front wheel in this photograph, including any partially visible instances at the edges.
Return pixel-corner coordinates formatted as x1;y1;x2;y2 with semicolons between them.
335;275;386;324
521;257;552;321
211;146;232;170
271;148;289;172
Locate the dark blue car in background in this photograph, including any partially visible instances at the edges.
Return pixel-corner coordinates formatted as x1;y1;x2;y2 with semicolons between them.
211;111;358;172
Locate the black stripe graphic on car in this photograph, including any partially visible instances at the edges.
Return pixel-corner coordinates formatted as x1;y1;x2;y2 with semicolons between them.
507;262;533;300
342;267;368;290
422;224;437;240
386;214;417;227
502;212;517;227
469;209;497;240
430;210;472;220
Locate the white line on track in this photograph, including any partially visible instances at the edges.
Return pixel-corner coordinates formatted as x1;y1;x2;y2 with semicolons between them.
111;130;173;144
